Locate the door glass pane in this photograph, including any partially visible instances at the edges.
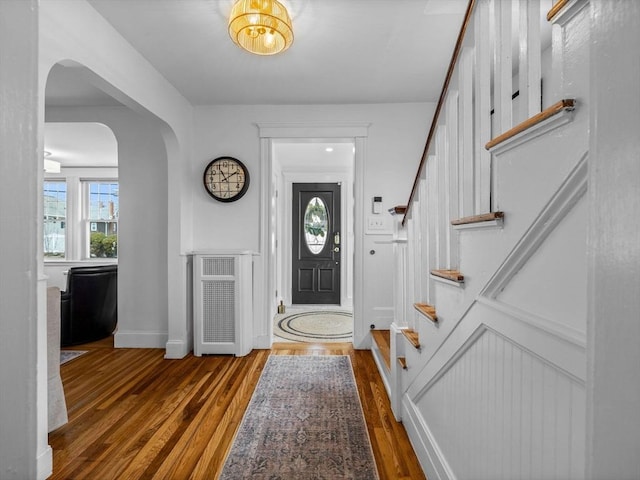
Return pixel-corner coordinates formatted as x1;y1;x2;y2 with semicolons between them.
304;196;328;254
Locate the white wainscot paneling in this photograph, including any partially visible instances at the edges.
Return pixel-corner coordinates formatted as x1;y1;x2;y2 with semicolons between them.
497;196;587;337
371;306;394;330
411;328;585;480
364;238;395;329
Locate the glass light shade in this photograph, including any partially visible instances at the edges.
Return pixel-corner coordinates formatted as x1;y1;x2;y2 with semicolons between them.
229;0;294;55
44;158;61;173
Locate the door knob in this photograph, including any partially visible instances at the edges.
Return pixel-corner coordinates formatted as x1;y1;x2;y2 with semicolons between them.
334;247;340;252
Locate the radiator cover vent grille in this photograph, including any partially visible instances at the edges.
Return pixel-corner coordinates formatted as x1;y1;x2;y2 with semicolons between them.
202;279;235;343
193;253;252;356
203;257;235;276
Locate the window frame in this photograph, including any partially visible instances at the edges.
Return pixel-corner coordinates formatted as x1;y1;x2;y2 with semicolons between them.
83;180;119;259
43;168;119;264
43;180;68;259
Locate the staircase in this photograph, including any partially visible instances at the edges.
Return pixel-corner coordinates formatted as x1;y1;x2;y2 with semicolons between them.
371;0;591;478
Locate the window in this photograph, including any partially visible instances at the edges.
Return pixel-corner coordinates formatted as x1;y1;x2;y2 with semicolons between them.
303;196;328;254
86;182;119;258
43;177;119;261
44;181;67;258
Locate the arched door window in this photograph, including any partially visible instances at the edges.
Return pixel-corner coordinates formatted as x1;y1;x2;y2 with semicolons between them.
303;196;328;254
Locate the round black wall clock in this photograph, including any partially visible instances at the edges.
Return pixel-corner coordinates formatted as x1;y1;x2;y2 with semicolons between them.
202;156;250;202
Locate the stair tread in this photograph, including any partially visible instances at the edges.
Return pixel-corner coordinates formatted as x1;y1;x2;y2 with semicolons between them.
486;99;575;150
414;302;438;323
371;330;391;371
431;269;465;283
398;357;408;370
451;211;504;226
401;329;420;350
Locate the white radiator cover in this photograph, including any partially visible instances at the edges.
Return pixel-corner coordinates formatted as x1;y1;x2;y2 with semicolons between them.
193;252;253;356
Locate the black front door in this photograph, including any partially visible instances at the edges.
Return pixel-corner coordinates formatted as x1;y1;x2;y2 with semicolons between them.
292;183;341;304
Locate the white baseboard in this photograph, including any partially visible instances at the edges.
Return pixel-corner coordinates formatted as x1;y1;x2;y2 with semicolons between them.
37;445;52;480
114;331;168;349
402;395;455;480
254;334;272;350
164;339;190;359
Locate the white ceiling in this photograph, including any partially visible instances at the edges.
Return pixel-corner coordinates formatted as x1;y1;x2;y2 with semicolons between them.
43;1;555;168
46;0;468;107
44;122;118;168
44;0;469;167
274;139;355;171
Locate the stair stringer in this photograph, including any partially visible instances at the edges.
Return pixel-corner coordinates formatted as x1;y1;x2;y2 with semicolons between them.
399;148;588;390
397;151;589;479
401;303;586;480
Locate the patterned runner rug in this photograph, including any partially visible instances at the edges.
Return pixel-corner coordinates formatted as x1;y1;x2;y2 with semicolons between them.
60;350;88;365
273;310;352;343
219;355;379;479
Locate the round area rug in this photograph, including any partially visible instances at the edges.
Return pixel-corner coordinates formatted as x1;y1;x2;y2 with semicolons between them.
274;311;353;343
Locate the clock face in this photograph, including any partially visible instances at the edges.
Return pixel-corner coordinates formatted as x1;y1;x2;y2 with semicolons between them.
203;156;250;202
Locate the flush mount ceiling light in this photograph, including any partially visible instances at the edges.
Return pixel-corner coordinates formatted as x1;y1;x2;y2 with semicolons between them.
43;151;61;173
229;0;294;56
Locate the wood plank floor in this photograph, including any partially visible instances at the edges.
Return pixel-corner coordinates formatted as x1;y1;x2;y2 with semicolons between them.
51;338;426;479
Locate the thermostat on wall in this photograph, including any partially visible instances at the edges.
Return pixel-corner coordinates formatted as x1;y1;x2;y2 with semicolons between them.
373;196;382;214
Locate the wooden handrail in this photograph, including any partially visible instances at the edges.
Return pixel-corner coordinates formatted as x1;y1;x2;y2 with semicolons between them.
402;0;476;226
485;99;575;150
547;0;569;21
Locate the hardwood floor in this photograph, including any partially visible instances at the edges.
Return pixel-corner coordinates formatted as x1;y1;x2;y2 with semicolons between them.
51;339;426;479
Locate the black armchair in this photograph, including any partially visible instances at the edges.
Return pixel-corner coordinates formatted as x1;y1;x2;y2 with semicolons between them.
61;265;118;347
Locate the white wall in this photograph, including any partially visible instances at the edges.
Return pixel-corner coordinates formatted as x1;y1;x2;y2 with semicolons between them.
587;1;640;478
192;104;432;247
0;2;47;478
0;1;195;475
46;106;170;348
193;103;435;344
40;0;194;360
